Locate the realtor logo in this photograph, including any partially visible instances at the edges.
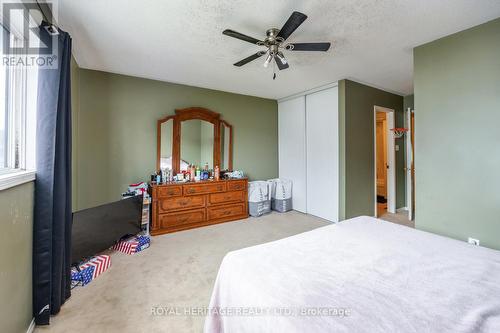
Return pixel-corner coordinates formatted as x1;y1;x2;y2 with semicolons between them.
1;1;58;68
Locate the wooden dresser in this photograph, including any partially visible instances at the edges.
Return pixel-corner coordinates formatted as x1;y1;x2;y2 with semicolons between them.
150;178;248;235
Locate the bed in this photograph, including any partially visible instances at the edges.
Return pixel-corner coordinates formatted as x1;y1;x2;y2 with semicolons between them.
204;216;500;333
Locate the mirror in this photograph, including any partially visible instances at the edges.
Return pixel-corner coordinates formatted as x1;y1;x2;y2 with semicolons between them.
180;119;214;170
159;118;173;170
220;121;232;170
156;107;233;174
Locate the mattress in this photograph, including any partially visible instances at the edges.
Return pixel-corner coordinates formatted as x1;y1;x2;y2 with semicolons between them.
204;216;500;333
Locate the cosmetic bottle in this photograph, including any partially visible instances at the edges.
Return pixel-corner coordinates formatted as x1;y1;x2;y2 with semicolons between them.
214;166;220;181
190;165;196;181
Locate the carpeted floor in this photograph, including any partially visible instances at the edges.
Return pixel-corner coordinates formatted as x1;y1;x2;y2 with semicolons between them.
36;210;414;333
379;209;415;228
35;211;330;333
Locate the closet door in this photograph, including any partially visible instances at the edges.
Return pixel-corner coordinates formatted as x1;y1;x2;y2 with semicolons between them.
306;87;339;222
278;96;306;213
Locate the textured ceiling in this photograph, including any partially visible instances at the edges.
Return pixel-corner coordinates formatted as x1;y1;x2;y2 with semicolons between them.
57;0;500;99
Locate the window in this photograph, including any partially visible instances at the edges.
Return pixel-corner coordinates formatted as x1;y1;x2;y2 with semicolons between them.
0;16;37;188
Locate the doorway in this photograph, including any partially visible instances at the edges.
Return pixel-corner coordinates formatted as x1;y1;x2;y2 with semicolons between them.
374;106;395;217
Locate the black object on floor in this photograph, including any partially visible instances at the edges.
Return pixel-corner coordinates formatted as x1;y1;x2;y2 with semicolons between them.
377;195;387;203
71;195;142;265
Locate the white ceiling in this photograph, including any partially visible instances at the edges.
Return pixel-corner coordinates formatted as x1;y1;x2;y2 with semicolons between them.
57;0;500;99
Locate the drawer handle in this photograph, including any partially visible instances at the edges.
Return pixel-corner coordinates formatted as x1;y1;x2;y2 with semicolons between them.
179;200;189;206
221;210;232;216
177;216;189;223
233;185;243;189
168;190;176;195
187;188;195;194
217;186;223;191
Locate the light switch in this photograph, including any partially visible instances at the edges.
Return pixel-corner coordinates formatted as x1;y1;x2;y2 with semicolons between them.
395;145;399;151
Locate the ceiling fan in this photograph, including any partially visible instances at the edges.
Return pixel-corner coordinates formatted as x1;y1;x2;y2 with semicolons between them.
223;11;331;79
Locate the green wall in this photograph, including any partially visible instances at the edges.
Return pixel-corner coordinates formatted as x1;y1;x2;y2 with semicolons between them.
0;182;34;333
404;94;414;111
73;69;278;210
339;79;405;219
414;18;500;250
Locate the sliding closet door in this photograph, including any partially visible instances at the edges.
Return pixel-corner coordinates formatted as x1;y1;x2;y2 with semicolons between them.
306;87;339;222
278;96;307;213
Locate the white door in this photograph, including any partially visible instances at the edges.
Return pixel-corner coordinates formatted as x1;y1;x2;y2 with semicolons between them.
305;87;339;222
278;96;306;213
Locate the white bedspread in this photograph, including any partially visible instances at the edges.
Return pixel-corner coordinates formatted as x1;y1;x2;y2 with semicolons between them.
204;216;500;333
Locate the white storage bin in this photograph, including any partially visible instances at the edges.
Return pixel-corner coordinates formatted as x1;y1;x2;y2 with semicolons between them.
248;181;271;217
267;179;293;213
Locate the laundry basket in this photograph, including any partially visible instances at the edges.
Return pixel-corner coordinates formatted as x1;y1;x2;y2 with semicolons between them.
268;178;293;213
248;181;271;217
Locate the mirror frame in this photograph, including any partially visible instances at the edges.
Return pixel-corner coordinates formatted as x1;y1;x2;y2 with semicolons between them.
156;107;233;174
220;120;233;171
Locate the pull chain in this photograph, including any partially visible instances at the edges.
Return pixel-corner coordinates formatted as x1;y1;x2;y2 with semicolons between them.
273;58;276;80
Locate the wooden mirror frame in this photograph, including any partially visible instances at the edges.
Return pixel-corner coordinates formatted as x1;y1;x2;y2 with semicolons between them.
157;107;233;174
220;120;233;171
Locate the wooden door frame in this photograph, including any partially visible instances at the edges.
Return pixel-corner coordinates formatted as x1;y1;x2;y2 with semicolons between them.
405;108;415;220
373;106;396;216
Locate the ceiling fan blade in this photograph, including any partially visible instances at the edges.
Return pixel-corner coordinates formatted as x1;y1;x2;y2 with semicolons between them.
223;29;262;45
233;52;265;67
276;11;308;41
287;42;331;51
275;54;289;70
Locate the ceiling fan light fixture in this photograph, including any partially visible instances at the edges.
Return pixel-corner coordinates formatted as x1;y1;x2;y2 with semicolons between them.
223;11;331;76
276;52;287;64
263;52;273;67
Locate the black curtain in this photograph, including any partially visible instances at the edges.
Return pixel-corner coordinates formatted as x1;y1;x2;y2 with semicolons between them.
33;23;73;325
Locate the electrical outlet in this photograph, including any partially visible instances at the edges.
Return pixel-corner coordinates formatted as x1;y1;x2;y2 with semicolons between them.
468;237;480;246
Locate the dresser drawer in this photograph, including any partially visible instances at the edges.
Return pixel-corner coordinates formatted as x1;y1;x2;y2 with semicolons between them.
159;208;206;228
157;185;183;198
158;195;206;213
227;180;247;191
184;182;226;196
208;203;246;220
209;191;245;205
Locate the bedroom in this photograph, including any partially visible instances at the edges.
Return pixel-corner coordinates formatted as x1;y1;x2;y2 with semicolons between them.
1;1;500;332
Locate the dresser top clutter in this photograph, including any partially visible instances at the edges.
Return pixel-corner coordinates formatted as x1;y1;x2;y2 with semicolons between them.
150;107;248;235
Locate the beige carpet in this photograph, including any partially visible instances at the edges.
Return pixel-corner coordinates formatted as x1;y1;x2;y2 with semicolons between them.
379;210;415;228
36;211;329;333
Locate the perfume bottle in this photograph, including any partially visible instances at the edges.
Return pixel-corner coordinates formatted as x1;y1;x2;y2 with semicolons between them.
190;165;196;181
214;165;220;181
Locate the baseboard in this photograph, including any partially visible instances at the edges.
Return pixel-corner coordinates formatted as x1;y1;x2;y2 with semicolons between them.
27;318;35;333
396;207;408;213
